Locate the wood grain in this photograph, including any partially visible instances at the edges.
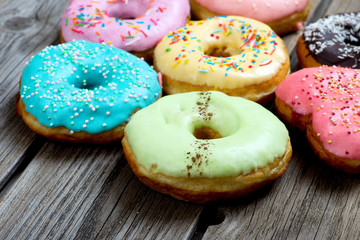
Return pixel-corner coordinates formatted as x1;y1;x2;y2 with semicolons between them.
1;0;360;239
0;142;203;239
202;1;360;239
0;0;69;190
0;0;204;238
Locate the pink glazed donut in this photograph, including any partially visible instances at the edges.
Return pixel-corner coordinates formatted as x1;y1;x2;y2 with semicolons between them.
61;0;190;60
275;66;360;173
190;0;311;35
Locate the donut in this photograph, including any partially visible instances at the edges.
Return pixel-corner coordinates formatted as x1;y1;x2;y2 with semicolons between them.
190;0;311;35
297;12;360;69
17;40;162;143
60;0;190;60
122;91;292;203
275;66;360;173
153;16;290;104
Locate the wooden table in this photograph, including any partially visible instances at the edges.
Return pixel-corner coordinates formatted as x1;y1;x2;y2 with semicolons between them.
1;0;360;239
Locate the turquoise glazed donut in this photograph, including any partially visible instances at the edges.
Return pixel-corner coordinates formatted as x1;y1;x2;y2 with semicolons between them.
17;40;161;142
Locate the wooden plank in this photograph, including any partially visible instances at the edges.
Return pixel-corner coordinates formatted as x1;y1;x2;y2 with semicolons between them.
2;0;360;239
202;0;360;239
0;0;69;189
0;142;203;239
202;133;360;240
0;2;203;239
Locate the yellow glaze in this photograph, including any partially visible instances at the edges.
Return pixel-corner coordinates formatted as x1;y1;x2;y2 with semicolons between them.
154;16;288;90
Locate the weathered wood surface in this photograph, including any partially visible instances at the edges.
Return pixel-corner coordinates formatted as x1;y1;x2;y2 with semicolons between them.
204;0;360;239
0;0;360;239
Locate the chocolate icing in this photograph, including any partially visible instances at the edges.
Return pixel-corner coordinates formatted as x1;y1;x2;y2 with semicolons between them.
303;12;360;68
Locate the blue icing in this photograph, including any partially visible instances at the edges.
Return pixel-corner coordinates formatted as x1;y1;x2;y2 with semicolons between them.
20;40;161;134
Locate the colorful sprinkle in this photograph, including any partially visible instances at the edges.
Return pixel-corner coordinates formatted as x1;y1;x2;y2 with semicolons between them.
20;41;161;134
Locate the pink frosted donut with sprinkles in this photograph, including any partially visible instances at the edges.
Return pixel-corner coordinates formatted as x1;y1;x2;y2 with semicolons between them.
154;16;290;104
190;0;311;35
275;66;360;173
60;0;190;60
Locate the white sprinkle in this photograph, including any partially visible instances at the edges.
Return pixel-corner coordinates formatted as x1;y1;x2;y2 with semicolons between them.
125;37;140;46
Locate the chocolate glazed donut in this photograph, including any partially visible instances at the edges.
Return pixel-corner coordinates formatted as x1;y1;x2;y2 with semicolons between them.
299;12;360;68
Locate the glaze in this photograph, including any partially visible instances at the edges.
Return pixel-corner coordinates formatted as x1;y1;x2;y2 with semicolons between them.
61;0;190;53
20;40;161;134
302;12;360;68
276;67;360;159
192;0;310;23
125;91;289;178
154;16;289;102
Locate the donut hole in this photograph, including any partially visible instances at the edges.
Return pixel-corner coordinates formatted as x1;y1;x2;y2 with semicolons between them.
341;23;360;46
344;36;360;46
193;127;222;140
72;78;101;90
204;44;239;58
107;2;149;20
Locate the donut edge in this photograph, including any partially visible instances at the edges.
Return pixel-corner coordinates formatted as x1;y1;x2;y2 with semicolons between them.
59;13;191;62
190;0;312;35
275;96;360;173
17;98;127;143
60;30;155;62
122;134;292;203
153;45;290;105
296;35;322;68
